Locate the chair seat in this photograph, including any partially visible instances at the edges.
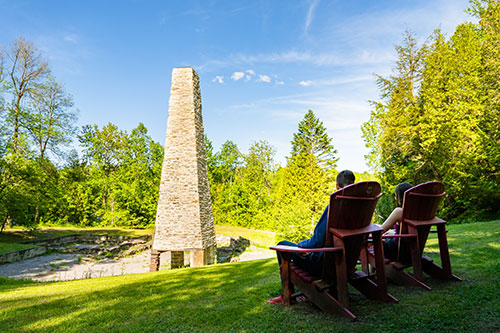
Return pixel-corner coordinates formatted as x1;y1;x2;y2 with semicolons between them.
404;216;446;227
270;245;343;253
290;263;320;283
330;223;383;239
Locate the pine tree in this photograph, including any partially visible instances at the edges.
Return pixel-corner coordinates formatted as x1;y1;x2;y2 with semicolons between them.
290;110;338;170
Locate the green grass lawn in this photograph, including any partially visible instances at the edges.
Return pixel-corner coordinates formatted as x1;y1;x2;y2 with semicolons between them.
0;242;40;254
215;225;276;249
1;221;499;332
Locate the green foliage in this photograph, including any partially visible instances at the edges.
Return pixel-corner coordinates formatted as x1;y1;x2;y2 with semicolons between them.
363;4;500;221
206;110;338;238
62;122;163;227
207;139;277;229
273;152;332;242
24;76;77;159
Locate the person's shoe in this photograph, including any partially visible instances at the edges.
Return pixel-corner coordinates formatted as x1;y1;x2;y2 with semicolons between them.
297;295;308;302
267;295;283;304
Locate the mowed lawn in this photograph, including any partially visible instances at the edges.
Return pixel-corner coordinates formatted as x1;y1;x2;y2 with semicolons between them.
1;221;499;332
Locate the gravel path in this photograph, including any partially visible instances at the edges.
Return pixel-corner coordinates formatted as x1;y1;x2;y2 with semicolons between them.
0;247;275;282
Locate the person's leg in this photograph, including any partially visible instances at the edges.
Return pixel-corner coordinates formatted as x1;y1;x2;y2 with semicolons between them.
299;253;323;277
268;240;299;304
276;240;298;266
383;239;398;261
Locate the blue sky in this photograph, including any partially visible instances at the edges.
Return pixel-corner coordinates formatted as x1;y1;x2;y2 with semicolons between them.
0;0;472;171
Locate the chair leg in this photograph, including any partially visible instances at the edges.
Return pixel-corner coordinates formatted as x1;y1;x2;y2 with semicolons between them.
408;226;423;280
279;253;293;306
360;246;370;275
334;237;349;308
436;224;460;280
372;231;397;302
421;256;462;281
385;263;432;290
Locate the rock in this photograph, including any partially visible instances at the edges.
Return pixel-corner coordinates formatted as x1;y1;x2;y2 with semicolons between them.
216;236;251;263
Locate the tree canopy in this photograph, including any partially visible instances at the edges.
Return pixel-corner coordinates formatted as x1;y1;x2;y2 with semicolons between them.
362;0;500;220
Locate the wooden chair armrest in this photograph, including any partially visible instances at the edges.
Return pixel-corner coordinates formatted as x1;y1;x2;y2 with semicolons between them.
367;233;418;242
269;245;343;253
381;234;417;239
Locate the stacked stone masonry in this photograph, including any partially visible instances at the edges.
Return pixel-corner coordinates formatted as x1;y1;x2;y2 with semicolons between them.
151;67;216;269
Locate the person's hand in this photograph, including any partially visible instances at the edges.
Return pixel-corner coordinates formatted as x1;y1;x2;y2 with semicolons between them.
298;252;311;259
384;229;395;236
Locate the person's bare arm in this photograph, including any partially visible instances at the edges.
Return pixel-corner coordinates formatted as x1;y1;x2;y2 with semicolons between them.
381;207;402;234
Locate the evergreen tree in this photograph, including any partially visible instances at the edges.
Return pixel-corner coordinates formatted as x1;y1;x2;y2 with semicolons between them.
362;31;427;219
273;152;332;242
362;6;500;220
290;110;338;170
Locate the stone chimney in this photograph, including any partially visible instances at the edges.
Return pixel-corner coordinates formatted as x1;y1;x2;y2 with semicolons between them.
150;67;216;270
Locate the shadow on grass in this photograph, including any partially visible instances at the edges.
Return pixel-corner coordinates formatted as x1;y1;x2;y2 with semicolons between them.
2;256;499;332
1;221;499;332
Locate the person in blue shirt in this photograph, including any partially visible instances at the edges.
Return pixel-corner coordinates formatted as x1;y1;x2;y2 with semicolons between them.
268;170;355;304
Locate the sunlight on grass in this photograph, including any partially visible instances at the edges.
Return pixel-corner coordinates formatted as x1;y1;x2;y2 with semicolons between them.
0;243;40;255
215;225;275;248
488;242;500;249
1;221;499;332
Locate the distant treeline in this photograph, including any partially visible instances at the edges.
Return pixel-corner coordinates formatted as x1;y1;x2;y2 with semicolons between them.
205;109;345;242
1;0;498;234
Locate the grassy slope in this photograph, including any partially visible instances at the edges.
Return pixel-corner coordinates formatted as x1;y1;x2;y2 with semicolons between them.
0;225;274;255
215;225;276;249
0;227;154;255
0;221;499;332
0;227;153;244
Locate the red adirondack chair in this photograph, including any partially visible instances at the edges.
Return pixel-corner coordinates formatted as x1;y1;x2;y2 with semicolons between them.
361;181;461;290
270;181;397;321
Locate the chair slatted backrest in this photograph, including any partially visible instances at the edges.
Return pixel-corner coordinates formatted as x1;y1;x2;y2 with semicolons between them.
325;181;382;273
400;181;445;258
402;181;445;223
327;181;382;232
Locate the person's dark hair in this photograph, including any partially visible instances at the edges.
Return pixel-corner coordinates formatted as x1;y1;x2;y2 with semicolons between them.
395;182;413;207
336;170;355;188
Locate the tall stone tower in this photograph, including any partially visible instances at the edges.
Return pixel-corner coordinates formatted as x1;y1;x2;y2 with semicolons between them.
150;67;216;271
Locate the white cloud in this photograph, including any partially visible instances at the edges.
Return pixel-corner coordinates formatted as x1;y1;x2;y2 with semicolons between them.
197;1;470;72
212;75;224;84
276;80;285;85
310;75;372;87
231;71;245;80
258;74;271;83
304;0;319;35
246;69;255;75
245;75;252;80
63;34;78;43
230;50;394;67
197;49;394;71
299;80;312;86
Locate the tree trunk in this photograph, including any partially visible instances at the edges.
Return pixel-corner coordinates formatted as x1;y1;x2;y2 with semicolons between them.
0;215;8;233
